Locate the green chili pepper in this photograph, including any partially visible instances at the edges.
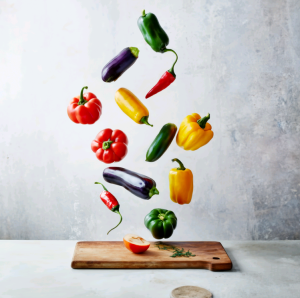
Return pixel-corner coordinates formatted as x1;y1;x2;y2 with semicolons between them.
146;123;177;162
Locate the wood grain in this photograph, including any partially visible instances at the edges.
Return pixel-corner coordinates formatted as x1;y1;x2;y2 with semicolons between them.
71;241;232;271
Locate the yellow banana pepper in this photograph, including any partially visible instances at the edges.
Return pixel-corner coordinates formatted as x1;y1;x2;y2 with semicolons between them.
169;158;193;205
115;88;153;126
176;113;213;151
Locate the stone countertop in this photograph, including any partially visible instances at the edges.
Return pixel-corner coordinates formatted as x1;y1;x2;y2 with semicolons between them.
0;241;299;298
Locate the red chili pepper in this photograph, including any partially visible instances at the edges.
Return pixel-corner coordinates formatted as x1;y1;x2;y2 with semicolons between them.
91;129;128;164
67;86;102;124
145;49;178;99
95;182;123;235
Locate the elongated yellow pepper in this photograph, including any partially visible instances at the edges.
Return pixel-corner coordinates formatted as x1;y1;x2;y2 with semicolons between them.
115;88;153;126
169;158;193;205
176;113;213;151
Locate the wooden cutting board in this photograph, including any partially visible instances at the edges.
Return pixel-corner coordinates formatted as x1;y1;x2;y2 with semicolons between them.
71;241;232;271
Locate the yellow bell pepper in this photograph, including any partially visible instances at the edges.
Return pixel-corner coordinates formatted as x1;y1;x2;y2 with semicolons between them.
169;158;193;205
115;88;153;126
176;113;213;151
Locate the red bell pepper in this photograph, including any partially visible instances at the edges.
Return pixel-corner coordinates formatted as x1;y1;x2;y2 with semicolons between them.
67;86;102;124
95;182;122;234
145;49;178;99
91;129;128;164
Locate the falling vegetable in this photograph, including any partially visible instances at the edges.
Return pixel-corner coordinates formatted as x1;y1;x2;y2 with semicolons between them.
144;208;177;239
91;129;128;164
103;167;159;200
67;86;102;124
95;182;122;235
115;88;153;126
145;54;177;99
137;10;172;53
176;113;214;151
137;10;178;98
169;158;193;205
146;123;177;162
102;47;139;82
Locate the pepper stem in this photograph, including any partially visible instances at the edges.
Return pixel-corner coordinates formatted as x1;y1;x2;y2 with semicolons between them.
163;49;178;77
197;113;210;129
107;210;123;235
142;9;146;16
95;182;108;192
140;116;153;127
102;140;113;150
149;186;159;198
158;214;165;221
158;211;169;221
172;158;186;171
78;86;88;105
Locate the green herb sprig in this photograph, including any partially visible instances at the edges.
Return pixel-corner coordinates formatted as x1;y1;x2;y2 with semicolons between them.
155;242;196;258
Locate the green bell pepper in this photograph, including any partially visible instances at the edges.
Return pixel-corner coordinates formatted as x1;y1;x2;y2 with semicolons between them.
146;123;177;162
144;208;177;239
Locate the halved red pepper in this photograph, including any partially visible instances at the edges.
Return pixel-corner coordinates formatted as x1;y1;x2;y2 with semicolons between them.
91;129;128;164
145;49;178;99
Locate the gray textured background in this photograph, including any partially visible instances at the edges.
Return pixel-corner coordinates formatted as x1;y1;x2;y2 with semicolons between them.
0;0;299;240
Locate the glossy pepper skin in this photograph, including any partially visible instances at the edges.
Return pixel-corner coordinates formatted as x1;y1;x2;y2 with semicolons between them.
103;167;159;200
138;10;179;99
102;47;139;82
67;86;102;124
137;10;169;53
146;123;177;162
169;158;193;205
144;208;177;239
91;129;128;164
115;88;153;126
94;182;122;235
145;67;176;99
176;113;213;151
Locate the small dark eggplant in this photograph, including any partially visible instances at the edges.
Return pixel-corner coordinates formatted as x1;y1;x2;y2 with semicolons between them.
103;167;159;200
102;47;139;82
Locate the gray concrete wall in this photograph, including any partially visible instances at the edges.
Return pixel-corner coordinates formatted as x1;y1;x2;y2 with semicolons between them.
0;0;299;240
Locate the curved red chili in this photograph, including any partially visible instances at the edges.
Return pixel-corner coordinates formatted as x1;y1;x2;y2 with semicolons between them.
95;182;123;235
145;49;178;99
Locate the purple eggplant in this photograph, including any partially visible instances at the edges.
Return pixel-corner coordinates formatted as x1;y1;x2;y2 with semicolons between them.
101;47;139;82
103;167;159;200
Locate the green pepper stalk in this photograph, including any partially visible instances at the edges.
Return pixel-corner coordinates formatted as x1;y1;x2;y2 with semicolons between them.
197;113;210;129
163;49;178;77
78;86;88;105
172;158;186;171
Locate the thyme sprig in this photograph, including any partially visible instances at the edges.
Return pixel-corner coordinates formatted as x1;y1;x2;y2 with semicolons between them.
155;242;196;258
